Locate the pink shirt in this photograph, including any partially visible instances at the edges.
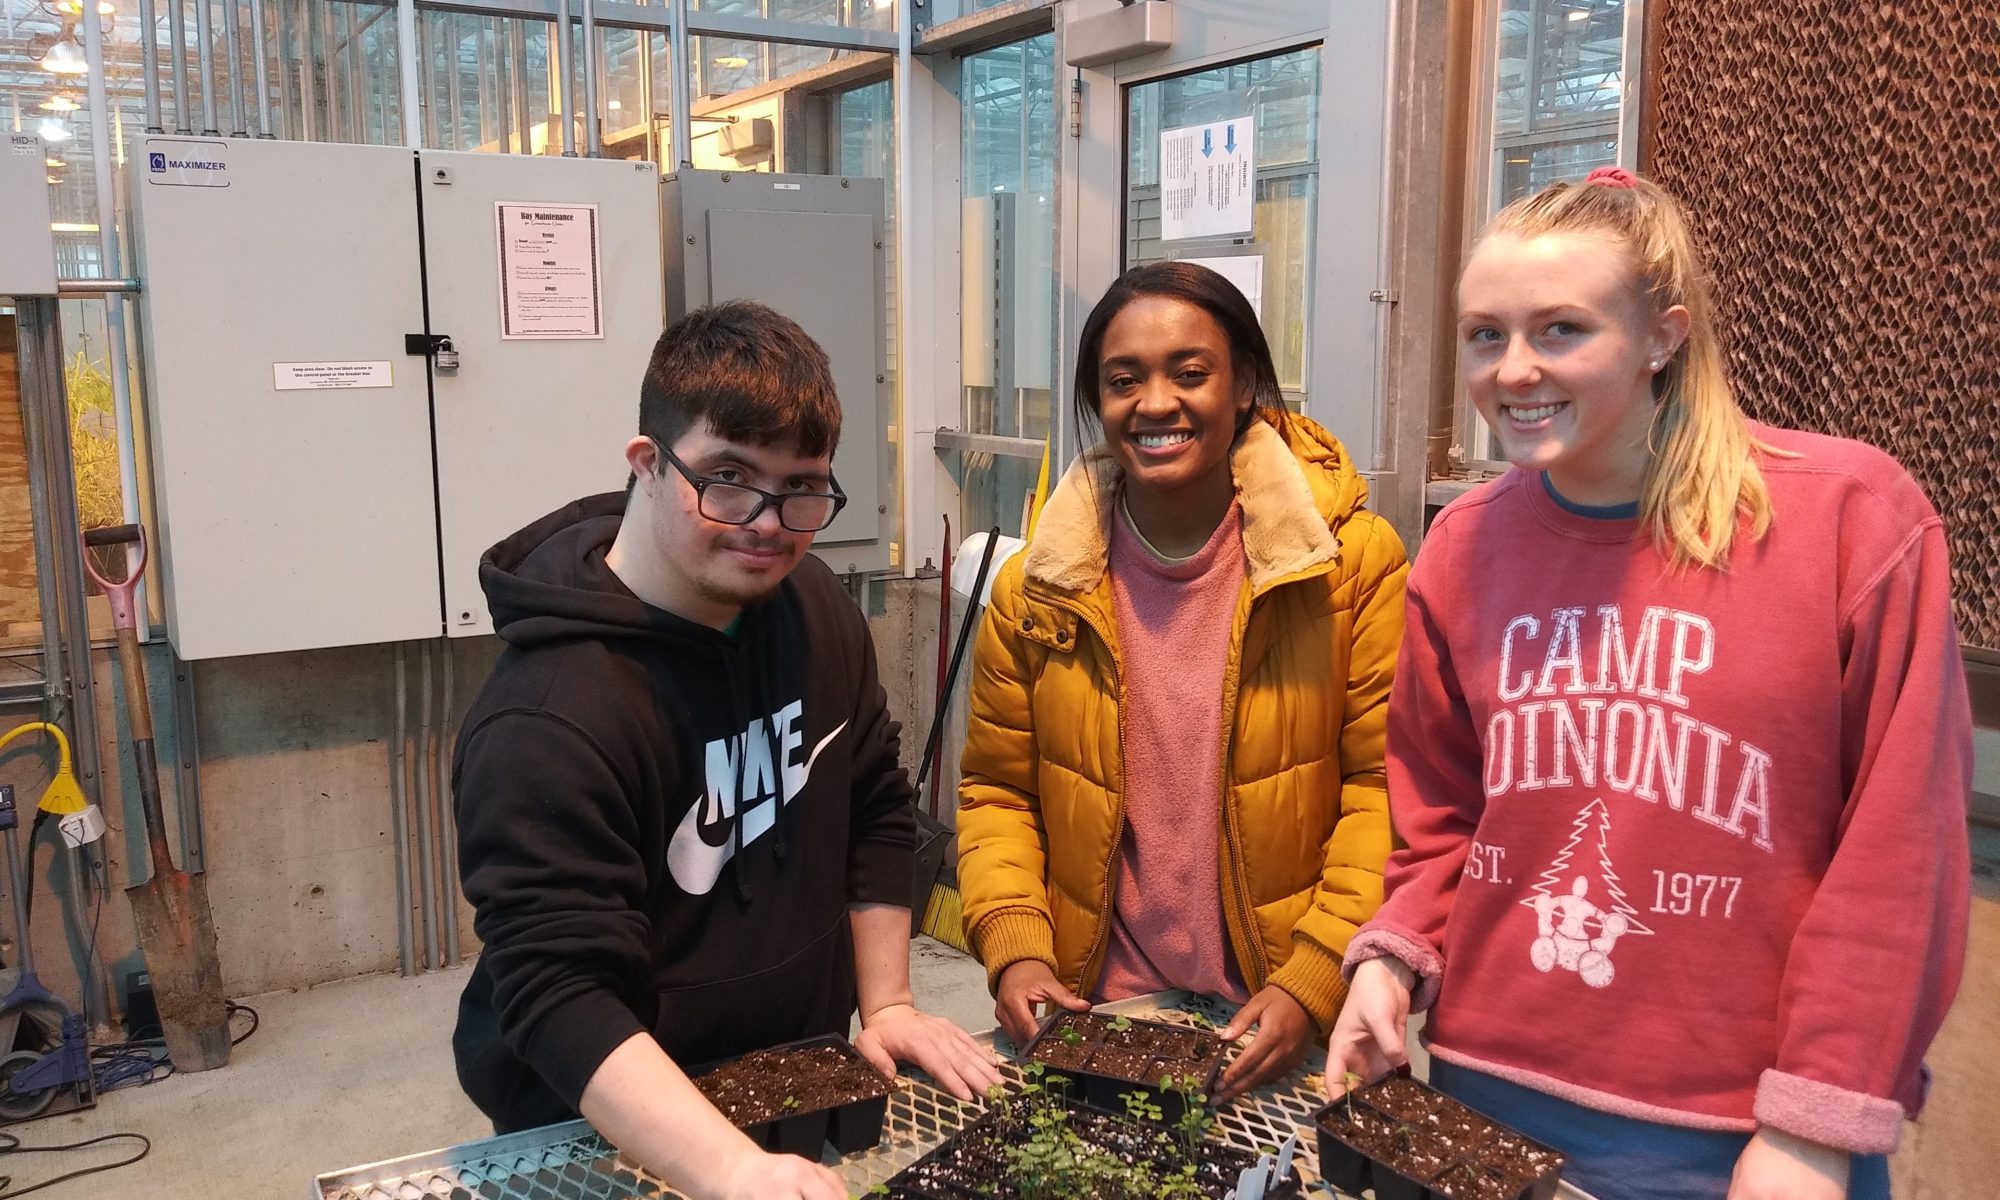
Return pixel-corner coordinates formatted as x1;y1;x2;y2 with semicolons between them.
1346;425;1971;1154
1096;497;1253;1005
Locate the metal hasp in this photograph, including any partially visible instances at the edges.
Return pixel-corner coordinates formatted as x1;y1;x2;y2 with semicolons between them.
661;170;892;575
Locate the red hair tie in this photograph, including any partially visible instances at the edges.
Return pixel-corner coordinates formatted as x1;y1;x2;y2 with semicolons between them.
1583;166;1640;189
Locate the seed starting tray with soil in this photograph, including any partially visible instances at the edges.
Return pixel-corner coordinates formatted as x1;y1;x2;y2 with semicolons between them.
879;1084;1304;1200
691;1035;893;1158
313;991;1599;1200
1022;1009;1228;1123
1313;1075;1566;1200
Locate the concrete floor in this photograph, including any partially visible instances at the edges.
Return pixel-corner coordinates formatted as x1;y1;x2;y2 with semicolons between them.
0;919;1990;1199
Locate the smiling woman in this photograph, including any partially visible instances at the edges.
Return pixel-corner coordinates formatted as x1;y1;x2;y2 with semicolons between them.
957;260;1410;1104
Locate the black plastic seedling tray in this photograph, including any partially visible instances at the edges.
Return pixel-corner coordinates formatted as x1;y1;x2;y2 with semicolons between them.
1312;1075;1565;1200
879;1088;1305;1199
690;1033;893;1158
1021;1008;1229;1124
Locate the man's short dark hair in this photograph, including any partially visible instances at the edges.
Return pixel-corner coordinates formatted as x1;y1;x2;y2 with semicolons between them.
638;301;841;457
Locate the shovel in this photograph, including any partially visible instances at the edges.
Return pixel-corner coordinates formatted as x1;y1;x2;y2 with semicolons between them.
82;524;230;1072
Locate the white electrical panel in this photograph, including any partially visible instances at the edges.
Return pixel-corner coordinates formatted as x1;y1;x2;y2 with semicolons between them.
129;137;442;659
418;151;664;637
130;138;667;658
0;133;58;297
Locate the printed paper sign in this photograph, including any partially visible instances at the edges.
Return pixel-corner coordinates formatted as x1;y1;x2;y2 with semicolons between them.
1182;254;1264;320
273;361;393;390
496;202;605;339
1159;119;1255;241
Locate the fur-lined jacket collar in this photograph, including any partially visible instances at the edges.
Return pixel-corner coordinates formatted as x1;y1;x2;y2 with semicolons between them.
1022;408;1367;599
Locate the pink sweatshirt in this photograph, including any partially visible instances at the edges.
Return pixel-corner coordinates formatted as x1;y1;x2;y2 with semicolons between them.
1096;498;1252;1005
1346;425;1971;1154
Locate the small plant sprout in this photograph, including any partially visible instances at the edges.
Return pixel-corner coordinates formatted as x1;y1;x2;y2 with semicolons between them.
782;1094;800;1111
1341;1071;1363;1124
1058;1023;1084;1047
1108;1014;1132;1032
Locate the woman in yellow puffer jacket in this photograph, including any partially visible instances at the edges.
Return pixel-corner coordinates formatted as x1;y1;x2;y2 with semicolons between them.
957;262;1408;1101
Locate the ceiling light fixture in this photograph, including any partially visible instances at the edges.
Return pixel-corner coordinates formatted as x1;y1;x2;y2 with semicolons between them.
712;55;750;69
39;33;88;75
55;1;118;15
40;93;82;112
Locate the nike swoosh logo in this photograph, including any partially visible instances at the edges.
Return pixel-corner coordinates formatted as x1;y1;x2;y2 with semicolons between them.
666;720;848;896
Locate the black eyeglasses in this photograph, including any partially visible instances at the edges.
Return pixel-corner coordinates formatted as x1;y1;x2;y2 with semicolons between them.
656;443;848;533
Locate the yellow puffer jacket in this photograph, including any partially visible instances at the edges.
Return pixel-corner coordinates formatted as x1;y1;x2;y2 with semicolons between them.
956;409;1407;1031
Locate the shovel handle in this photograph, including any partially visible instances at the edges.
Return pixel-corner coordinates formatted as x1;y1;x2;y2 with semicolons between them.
81;525;149;633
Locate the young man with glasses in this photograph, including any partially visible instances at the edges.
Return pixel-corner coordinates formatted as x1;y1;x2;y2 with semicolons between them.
452;302;997;1200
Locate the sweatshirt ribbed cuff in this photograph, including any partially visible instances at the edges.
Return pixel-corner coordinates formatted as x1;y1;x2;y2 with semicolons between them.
969;909;1058;994
1753;1069;1907;1155
520;988;650;1111
1342;926;1444;1013
1266;941;1350;1035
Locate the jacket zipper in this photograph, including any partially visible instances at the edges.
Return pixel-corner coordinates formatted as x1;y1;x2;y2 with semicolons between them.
1217;582;1268;991
1039;550;1346;998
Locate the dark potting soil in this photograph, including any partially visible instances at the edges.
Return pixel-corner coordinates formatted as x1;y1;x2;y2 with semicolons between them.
692;1038;892;1129
1025;1011;1226;1093
1313;1076;1566;1200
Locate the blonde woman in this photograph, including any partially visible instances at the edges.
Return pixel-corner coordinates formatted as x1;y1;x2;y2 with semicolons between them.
1330;168;1971;1200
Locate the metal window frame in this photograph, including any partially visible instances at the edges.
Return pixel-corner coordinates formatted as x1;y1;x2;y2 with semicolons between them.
1447;0;1647;485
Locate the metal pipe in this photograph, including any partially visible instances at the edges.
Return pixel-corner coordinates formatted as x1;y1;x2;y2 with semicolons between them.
17;299;120;1031
389;645;414;976
275;0;295;139
82;4;151;645
194;0;218;134
553;0;575;155
420;10;441;149
398;0;421;148
580;0;599;156
167;0;191;133
138;0;164;132
492;16;510;152
474;16;490;148
414;642;439;971
437;643;461;967
222;0;246;135
509;18;529;153
57;278;143;294
668;0;690;168
250;0;272;136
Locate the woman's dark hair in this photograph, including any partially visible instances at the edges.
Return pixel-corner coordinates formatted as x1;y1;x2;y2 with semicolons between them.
1071;260;1283;440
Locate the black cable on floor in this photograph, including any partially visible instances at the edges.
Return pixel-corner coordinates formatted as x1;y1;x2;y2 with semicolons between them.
227;1000;259;1047
0;1131;149;1198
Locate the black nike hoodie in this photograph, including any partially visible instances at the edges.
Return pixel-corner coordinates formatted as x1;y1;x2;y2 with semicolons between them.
451;493;915;1133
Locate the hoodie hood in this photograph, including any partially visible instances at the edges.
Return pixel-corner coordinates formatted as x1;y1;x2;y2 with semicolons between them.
480;491;730;650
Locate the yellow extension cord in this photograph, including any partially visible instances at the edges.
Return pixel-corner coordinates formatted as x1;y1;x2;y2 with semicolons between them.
0;723;90;816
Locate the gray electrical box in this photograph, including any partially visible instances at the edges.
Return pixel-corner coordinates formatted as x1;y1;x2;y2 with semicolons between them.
0;133;58;297
663;171;890;574
129;137;663;658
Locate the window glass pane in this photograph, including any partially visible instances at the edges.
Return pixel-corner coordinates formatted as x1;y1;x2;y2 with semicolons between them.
1470;0;1632;464
961;34;1057;443
1490;0;1627;209
692;34;768;98
1125;47;1321;399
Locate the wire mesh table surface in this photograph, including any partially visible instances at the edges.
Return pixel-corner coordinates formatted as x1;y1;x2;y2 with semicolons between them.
312;990;1592;1200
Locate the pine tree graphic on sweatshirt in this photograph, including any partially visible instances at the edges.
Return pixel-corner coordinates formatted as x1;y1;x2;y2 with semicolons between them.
1519;799;1653;988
